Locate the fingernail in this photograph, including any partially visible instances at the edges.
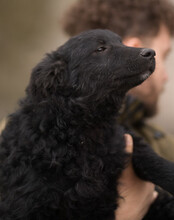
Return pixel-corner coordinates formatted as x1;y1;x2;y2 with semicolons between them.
124;134;133;153
124;134;133;146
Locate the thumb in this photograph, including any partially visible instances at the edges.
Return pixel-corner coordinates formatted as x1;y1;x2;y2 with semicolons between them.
124;134;133;153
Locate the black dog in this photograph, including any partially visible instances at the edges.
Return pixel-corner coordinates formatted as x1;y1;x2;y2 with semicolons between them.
0;29;174;220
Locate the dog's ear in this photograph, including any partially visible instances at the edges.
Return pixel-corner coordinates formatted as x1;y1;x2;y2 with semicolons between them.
26;52;68;100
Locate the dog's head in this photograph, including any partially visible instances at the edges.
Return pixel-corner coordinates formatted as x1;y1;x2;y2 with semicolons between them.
27;29;155;103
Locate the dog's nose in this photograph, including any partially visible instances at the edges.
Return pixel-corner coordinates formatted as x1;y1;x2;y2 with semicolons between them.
140;49;156;58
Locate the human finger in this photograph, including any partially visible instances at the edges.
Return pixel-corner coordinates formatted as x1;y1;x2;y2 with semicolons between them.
124;133;133;153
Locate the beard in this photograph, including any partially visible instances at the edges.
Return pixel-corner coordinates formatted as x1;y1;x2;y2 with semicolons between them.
143;98;159;118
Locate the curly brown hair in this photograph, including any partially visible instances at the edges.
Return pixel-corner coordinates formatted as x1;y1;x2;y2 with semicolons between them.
62;0;174;39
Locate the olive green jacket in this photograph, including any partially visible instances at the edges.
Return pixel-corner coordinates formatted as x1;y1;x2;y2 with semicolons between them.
119;95;174;162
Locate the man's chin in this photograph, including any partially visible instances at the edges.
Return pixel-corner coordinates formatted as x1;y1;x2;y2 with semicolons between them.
144;101;158;118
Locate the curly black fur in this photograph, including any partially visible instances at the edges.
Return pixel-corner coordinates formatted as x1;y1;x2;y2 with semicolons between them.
0;29;174;220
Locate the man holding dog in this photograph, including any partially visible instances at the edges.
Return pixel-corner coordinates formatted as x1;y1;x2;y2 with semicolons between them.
63;0;174;161
62;0;174;219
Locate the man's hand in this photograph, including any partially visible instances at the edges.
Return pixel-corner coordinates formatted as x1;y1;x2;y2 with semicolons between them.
115;134;158;220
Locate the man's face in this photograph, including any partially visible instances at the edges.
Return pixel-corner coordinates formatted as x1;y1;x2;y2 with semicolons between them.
127;25;172;117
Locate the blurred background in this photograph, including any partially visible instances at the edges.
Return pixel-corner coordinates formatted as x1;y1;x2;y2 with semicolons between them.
0;0;174;133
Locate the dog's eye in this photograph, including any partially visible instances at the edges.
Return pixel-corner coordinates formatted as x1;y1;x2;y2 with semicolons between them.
96;46;106;52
